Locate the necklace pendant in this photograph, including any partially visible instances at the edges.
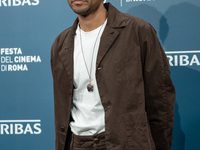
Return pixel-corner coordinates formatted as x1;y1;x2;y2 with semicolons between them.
87;83;94;92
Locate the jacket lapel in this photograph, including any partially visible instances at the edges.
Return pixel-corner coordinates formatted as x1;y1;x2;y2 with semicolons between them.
59;20;78;87
96;27;119;68
96;3;126;68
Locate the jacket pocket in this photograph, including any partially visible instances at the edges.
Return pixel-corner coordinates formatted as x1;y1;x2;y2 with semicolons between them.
123;112;154;150
114;46;143;83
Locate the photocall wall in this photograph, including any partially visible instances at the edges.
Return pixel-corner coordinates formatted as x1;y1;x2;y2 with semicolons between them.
0;0;199;149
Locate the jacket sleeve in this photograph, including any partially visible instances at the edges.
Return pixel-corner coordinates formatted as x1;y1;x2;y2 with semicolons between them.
140;23;176;150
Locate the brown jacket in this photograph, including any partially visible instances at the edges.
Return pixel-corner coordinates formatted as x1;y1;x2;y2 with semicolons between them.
51;3;175;150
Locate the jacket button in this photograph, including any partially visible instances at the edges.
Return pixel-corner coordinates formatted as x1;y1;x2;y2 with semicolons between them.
97;66;103;70
60;126;65;132
94;138;100;144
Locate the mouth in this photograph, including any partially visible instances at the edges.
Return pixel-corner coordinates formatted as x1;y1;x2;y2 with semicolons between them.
72;0;87;5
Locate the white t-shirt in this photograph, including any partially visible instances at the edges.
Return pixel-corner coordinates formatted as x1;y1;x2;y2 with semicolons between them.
70;19;107;136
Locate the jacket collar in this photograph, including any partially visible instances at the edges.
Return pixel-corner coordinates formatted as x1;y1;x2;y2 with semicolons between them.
105;3;126;28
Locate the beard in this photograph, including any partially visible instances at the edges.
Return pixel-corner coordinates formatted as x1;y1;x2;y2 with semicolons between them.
71;5;91;16
69;0;102;17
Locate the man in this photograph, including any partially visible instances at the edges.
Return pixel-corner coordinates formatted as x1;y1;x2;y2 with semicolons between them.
51;0;175;150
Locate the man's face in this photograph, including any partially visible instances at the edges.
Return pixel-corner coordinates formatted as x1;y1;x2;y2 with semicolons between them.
68;0;103;16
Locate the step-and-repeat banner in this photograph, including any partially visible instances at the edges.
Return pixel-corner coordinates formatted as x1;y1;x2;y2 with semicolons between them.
0;0;200;149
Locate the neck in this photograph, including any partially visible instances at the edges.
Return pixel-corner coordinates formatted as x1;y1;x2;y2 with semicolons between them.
78;3;107;32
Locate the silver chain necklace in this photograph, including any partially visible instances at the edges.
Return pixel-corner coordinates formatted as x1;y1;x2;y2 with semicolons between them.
79;21;106;92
